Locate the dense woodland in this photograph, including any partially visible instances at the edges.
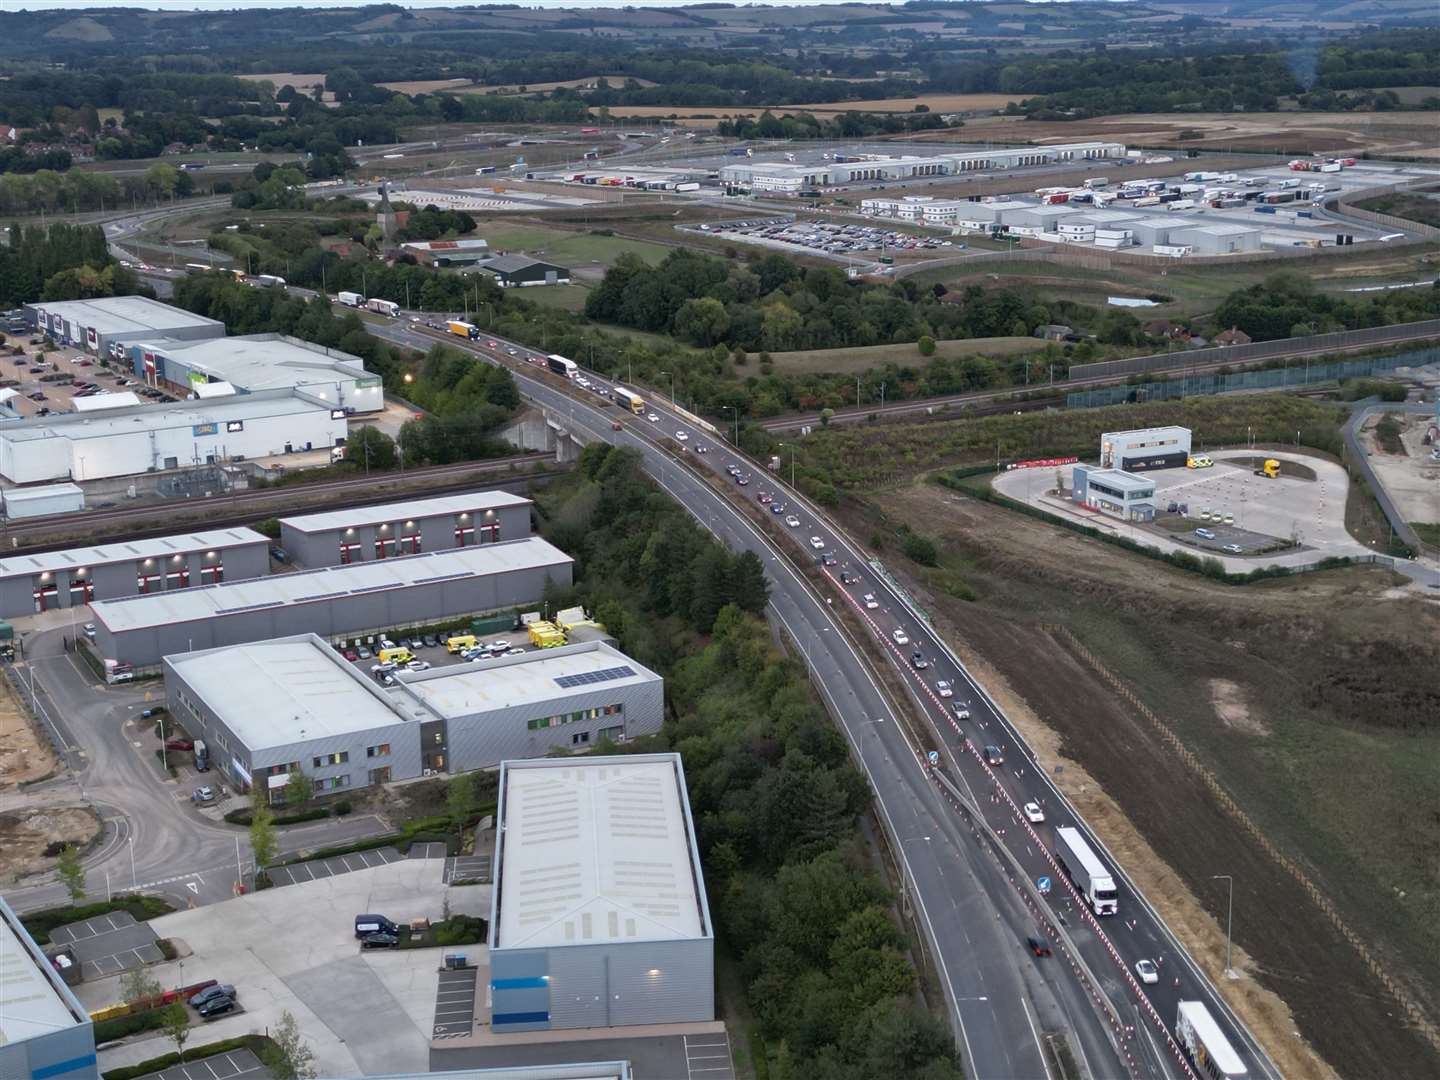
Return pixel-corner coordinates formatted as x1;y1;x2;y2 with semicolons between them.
537;445;964;1080
0;223;143;306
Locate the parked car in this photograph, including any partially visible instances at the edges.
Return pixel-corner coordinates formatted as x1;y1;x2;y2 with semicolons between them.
82;623;96;639
165;739;194;752
355;646;371;660
360;931;400;949
197;994;237;1019
342;648;359;661
422;634;439;648
269;546;288;563
189;984;236;1010
140;706;166;719
1194;528;1216;541
191;786;215;804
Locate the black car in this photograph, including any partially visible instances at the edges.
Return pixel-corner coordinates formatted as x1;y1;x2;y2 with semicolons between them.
1025;936;1053;958
910;652;928;670
839;571;857;584
189;984;236;1010
197;994;237;1019
269;546;288;563
360;931;400;949
820;552;837;566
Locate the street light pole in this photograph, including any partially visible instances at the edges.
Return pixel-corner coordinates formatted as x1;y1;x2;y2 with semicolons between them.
1212;874;1234;978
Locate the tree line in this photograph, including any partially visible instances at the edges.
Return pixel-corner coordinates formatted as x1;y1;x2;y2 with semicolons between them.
0;222;143;307
535;445;962;1079
1213;272;1440;342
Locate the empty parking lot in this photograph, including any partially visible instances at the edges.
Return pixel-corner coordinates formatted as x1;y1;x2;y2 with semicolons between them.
264;842;444;889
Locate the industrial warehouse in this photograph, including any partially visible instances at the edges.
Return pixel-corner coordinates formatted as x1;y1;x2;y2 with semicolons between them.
1100;426;1193;471
129;334;382;413
24;296;223;356
90;536;573;669
163;636;663;793
488;754;714;1032
0;895;98;1080
0;527;268;617
0;388;350;483
279;491;533;567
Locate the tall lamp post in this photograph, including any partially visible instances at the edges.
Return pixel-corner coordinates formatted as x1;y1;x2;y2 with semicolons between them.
722;405;738;445
1212;874;1235;978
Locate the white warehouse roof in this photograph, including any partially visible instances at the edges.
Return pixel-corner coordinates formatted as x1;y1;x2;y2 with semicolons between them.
92;536;572;633
394;641;660;719
159;334;368;393
494;755;709;950
28;295;222;336
1081;467;1154;492
73;391;143;412
280;490;531;534
1;896;88;1045
165;634;409;751
0;527;266;579
0;388;330;444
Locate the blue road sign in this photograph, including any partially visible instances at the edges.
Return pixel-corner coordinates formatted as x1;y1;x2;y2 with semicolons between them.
927;751;940;766
1038;876;1052;895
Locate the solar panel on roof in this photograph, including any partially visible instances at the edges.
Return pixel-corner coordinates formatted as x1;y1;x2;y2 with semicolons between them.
554;665;636;689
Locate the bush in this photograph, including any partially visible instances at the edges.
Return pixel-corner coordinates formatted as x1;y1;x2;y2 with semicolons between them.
224;806;329;827
253;517;282;538
899;528;939;567
335;800;353;816
22;895;174;945
432;914;488;946
94;1006;168;1043
156;938;177;961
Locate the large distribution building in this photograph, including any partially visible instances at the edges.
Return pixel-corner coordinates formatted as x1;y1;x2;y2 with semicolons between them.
0;388;350;483
488;754;714;1033
0;527;268;617
163;636;663;793
129;334;383;414
24;296;223;357
0;895;98;1080
279;491;532;567
91;536;573;668
1099;426;1192;471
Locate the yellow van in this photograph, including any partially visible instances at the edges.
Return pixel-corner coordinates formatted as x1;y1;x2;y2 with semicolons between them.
1187;455;1213;469
445;634;477;655
378;646;414;665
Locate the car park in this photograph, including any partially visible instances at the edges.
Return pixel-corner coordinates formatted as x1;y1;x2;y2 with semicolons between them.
1135;959;1159;985
935;680;953;698
864;593;879;609
809;536;825;549
784;515;800;527
892;628;909;646
1023;802;1045;823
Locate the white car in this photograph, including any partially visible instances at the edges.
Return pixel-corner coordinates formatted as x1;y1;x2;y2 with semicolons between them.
505;647;525;656
405;660;431;672
1135;959;1159;985
647;413;660;422
784;515;801;528
892;628;910;646
953;705;970;722
1023;802;1045;824
695;444;709;453
936;680;953;698
809;536;825;550
675;430;689;441
863;593;879;610
488;639;510;652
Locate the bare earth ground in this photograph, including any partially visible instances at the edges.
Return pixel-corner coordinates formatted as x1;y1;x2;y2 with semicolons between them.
0;677;55;788
1358;412;1440;527
0;806;99;881
865;481;1440;1079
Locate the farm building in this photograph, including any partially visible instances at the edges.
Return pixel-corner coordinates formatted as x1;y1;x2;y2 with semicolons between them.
481;255;572;288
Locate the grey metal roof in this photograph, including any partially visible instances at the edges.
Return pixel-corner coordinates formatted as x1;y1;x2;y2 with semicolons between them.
0;528;267;578
484;254;567;275
0;895;88;1045
280;490;530;534
92;537;572;632
28;296;222;336
157;334;367;392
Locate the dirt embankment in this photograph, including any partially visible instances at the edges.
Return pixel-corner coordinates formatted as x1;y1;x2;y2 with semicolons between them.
865;480;1440;1080
0;678;56;788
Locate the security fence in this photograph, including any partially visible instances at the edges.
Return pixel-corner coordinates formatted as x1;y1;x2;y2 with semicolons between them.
1066;347;1440;408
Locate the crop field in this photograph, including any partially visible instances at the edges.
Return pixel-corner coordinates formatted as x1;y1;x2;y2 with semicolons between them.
237;71;326;93
605;93;1017;123
378;75;657;96
768;336;1039;376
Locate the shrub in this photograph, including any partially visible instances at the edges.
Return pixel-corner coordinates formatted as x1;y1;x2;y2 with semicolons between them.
432;914;488;946
899;528;939;567
253;517;282;538
94;1006;167;1043
335;800;353;816
156;938;177;961
102;1035;270;1080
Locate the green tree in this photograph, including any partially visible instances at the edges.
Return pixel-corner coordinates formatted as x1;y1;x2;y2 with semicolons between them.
260;1010;318;1080
730;556;770;614
917;334;936;356
673;297;730;347
120;966;163;1010
249;797;278;883
56;843;86;903
144;163;179;201
162;1000;191;1061
285;770;314;808
346;425;397;470
447;771;476;832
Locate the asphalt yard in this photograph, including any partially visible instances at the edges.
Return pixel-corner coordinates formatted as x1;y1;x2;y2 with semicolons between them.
48;910;164;980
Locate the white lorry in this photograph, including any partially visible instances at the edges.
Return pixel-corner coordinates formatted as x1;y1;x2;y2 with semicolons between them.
338;291;364;307
1054;826;1118;915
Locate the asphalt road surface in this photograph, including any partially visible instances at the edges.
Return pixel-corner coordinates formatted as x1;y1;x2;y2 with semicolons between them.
364;317;1148;1080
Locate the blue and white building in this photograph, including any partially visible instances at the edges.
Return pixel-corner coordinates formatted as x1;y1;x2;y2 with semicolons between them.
0;896;97;1080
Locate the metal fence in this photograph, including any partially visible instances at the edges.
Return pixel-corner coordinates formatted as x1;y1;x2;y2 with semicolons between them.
1066;347;1440;408
1068;320;1440;381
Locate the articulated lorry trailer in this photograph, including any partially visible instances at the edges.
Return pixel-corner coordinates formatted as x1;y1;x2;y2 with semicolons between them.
1055;826;1118;915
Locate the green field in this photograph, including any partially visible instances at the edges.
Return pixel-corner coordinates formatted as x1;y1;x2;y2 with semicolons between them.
768;336;1041;375
479;224;670;268
515;282;592;313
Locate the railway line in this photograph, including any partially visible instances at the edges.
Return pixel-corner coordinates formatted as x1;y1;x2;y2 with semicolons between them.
1;454;551;552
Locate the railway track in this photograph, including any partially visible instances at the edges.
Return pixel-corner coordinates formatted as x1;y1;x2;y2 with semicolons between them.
3;455;552;553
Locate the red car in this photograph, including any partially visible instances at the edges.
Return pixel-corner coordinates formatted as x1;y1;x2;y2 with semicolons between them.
165;739;194;752
342;648;359;661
